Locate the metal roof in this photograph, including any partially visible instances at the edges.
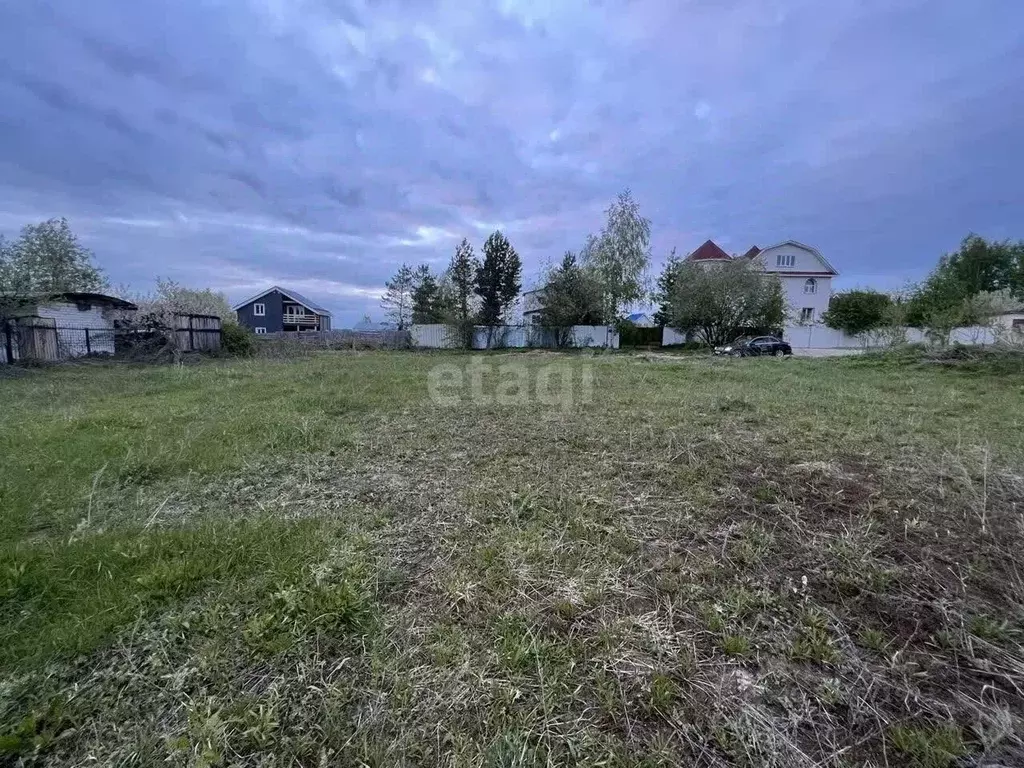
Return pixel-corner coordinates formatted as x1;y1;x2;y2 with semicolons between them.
231;286;332;315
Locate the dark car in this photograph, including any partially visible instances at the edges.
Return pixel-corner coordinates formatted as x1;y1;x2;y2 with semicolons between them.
715;336;792;357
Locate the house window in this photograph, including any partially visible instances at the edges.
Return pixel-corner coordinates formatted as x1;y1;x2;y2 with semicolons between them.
776;254;796;268
800;308;814;323
803;278;817;294
253;303;266;317
255;327;267;334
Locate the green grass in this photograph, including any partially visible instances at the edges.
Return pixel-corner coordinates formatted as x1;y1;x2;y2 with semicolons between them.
1;350;1023;765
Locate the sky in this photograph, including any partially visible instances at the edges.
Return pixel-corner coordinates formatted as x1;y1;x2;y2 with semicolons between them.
0;0;1021;326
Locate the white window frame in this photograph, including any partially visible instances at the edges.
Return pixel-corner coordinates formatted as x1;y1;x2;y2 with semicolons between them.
803;278;817;294
776;254;796;268
253;302;266;317
800;307;814;323
254;327;267;334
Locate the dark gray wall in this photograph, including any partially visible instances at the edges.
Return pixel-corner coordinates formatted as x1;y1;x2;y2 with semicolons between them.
236;289;284;331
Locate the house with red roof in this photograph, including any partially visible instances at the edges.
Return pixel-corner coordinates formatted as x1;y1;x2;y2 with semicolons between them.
685;239;838;325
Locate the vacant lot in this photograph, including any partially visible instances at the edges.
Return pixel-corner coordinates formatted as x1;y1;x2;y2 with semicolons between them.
1;351;1022;766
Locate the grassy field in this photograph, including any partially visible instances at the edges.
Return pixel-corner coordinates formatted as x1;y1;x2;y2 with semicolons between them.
1;351;1022;766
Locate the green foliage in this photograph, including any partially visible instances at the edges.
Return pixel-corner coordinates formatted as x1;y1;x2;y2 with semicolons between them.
221;321;255;357
652;247;681;326
0;218;107;313
721;635;751;657
822;290;892;335
906;234;1024;339
474;231;522;325
647;673;679;712
943;233;1020;296
665;260;786;346
536;252;605;331
887;724;966;768
447;238;479;324
790;611;840;664
381;263;414;329
581;189;651;321
411;265;446;324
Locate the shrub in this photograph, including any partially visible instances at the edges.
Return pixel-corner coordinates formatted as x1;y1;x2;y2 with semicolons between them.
221;321;255;357
822;290;892;336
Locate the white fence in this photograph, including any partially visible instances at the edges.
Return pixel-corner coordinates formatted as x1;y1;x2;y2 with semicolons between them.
412;324;620;350
781;323;999;348
663;323;1002;349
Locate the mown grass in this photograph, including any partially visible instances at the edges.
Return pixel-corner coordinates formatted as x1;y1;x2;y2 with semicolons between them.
1;350;1023;765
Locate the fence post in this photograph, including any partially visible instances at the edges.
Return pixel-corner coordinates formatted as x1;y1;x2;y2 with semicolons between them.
188;316;195;351
3;323;12;364
85;327;91;355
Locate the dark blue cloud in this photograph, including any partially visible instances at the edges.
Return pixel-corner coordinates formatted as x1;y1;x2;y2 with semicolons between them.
1;0;1022;323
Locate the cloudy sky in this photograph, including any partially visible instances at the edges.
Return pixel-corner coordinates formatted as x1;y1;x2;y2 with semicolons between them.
0;0;1021;325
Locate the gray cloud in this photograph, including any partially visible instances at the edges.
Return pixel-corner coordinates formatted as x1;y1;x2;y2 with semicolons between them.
1;0;1022;325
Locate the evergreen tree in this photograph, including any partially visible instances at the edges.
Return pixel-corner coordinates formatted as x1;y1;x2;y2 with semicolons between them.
380;263;415;329
652;248;681;326
537;252;604;327
446;238;479;323
474;231;522;325
411;265;444;323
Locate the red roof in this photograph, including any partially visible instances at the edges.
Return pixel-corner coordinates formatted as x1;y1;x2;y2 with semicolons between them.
686;239;732;262
741;246;761;260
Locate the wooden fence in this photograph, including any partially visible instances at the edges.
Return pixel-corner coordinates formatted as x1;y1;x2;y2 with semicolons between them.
2;314;222;363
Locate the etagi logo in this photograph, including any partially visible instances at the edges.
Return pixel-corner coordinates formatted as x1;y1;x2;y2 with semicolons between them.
427;357;594;410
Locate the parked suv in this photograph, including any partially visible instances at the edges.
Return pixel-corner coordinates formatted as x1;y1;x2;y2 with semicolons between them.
715;336;792;357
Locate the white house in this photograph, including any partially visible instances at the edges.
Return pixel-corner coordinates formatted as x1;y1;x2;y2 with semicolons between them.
683;239;837;325
521;288;545;324
745;241;838;325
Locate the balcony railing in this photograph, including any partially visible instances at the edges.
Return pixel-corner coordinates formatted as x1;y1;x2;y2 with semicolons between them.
282;313;318;326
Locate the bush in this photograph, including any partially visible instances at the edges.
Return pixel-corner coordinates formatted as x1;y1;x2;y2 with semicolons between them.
822;290;892;335
221;322;255;357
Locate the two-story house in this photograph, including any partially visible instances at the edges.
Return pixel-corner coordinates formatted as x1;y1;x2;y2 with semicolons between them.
232;286;333;334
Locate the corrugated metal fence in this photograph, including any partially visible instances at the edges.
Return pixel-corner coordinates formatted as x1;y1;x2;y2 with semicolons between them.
663;324;1002;349
259;329;411;349
412;324;620;349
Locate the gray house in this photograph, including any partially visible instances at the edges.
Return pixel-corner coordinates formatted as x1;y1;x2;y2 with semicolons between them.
232;286;332;334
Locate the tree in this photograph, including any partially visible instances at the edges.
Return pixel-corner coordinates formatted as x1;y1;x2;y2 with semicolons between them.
1;219;107;319
380;263;415;329
943;234;1019;296
665;260;785;347
905;234;1024;338
474;230;522;325
134;278;234;319
537;252;605;329
652;248;681;326
446;239;479;324
0;236;24;312
822;290;893;336
3;218;107;296
581;190;651;321
411;265;445;324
